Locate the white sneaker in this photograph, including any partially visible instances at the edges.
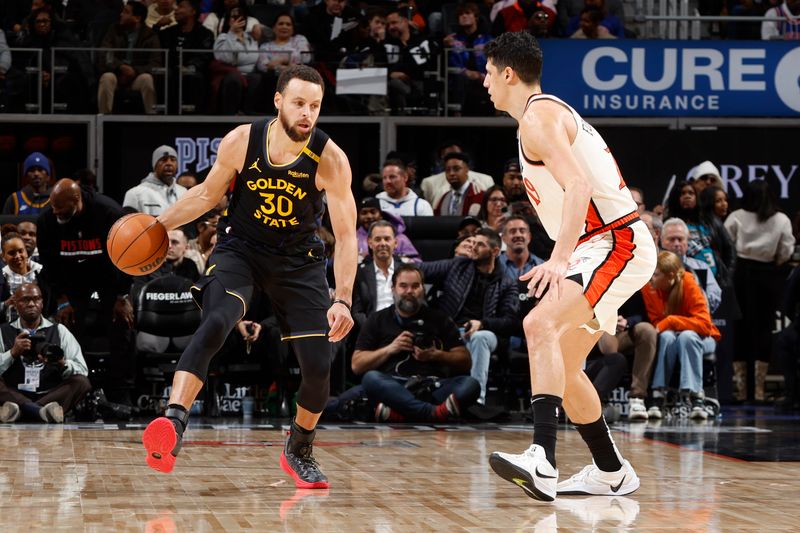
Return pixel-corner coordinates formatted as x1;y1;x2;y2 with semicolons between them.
627;398;648;421
39;402;64;424
489;444;558;502
0;401;20;423
690;405;708;420
557;460;640;496
554;496;640;528
646;405;662;419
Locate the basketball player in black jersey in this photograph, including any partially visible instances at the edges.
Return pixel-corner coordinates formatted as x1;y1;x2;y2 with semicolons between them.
141;65;357;489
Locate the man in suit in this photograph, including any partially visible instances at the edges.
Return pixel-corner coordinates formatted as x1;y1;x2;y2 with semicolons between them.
352;220;400;329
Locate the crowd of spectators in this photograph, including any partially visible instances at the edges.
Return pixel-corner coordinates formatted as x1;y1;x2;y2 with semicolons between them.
0;128;798;426
2;0;797;115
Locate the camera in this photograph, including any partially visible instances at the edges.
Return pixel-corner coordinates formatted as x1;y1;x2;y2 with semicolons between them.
42;344;64;364
22;333;48;364
412;331;437;350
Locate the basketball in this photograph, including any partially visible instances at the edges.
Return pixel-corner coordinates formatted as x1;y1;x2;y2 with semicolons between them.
107;213;168;276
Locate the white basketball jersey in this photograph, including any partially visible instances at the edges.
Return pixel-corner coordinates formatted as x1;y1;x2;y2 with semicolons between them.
518;94;638;241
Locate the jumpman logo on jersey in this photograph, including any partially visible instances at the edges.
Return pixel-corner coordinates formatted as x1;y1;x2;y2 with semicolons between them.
249;158;262;173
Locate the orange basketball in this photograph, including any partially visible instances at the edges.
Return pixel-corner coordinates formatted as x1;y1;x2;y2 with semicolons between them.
107;213;168;276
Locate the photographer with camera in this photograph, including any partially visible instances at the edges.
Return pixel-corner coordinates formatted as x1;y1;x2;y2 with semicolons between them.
420;228;519;405
0;284;90;423
352;264;480;422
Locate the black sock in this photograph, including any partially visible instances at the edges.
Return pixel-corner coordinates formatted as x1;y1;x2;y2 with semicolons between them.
531;394;561;469
291;419;315;435
22;402;43;421
575;416;623;472
166;403;189;434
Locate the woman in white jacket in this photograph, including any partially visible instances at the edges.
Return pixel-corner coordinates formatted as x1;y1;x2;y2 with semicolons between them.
213;5;260;114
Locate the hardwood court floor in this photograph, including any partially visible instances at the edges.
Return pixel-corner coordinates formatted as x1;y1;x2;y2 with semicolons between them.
1;416;798;532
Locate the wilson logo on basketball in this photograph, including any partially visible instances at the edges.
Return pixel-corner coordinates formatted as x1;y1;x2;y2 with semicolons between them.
137;255;165;273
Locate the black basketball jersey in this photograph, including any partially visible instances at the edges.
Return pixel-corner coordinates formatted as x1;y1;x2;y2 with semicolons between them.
225;117;329;248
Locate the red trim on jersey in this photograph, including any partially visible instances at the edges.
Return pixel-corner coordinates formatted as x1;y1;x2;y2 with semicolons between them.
584;199;605;234
584;226;636;308
578;211;639;246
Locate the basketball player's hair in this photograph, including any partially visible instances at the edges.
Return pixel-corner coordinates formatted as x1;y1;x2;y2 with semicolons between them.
656;251;685;316
392;263;424;286
383;158;407;174
276;65;324;94
484;31;543;85
475;227;501;250
368;219;396;238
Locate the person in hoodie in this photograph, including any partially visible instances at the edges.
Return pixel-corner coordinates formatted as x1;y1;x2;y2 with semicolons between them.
376;159;434;217
37;179;136;405
356;197;419;263
123;145;186;216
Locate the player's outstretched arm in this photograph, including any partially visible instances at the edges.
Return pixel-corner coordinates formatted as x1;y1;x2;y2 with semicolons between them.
520;103;593;300
157;125;249;231
318;140;357;342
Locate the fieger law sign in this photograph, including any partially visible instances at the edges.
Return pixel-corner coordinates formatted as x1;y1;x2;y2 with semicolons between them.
540;41;800;116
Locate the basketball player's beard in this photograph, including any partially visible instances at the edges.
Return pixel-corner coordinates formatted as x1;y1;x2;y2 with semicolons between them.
280;113;312;142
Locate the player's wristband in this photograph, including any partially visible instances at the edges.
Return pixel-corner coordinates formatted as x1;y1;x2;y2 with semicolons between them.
332;299;351;312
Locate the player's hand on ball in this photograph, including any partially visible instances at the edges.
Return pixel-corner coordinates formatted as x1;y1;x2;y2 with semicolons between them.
521;259;569;301
327;301;353;343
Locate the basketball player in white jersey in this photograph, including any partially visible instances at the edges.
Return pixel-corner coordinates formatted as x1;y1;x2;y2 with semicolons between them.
482;32;657;502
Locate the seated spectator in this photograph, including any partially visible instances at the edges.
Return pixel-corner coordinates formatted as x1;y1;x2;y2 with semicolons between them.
184;209;220;272
477;186;509;232
98;1;162;114
0;233;42;322
16;221;38;263
453;234;476;258
596;291;657;420
158;0;215;114
433;153;485;216
0;284;91;424
641;210;662;247
352;264;480;422
255;13;311;111
176;171;199;190
526;5;554;38
141;228;200;283
147;0;177;30
493;0;557;36
385;7;440;113
584;347;628;422
212;5;261;114
666;180;725;281
687;161;723;196
762;0;800;39
420;228;518;404
558;0;624;34
16;6;92;113
304;0;360;65
420;140;495;205
73;168;98;192
499;215;543;280
346;8;389;70
642;251;720;420
123;145;186;216
443;3;493;116
3;152;52;215
565;0;625;38
570;6;617;38
352;220;403;328
37;179;135;405
457;215;483;239
501;158;525;202
661;217;722;313
356;197;419;263
376;159;434;217
203;0;261;38
630;187;645;213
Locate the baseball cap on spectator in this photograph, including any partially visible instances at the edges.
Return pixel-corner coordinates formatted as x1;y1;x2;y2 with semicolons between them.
503;158;520;173
360;197;381;211
152;145;178;169
458;215;483;231
688;161;721;182
23;152;51;175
